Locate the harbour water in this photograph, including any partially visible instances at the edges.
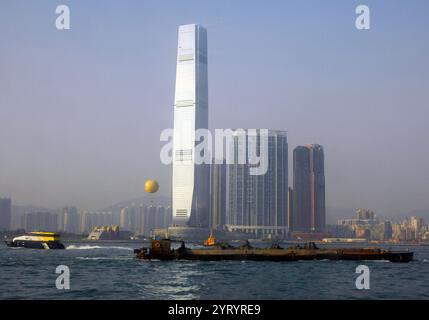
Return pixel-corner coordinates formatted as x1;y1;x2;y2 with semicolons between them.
0;241;428;300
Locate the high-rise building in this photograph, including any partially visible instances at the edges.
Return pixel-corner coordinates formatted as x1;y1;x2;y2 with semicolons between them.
383;221;393;240
172;24;210;227
210;161;227;230
154;206;164;229
356;208;375;221
165;206;172;228
119;207;130;231
226;130;288;238
293;146;311;230
138;205;145;235
139;205;173;237
128;204;140;233
0;198;12;231
410;216;424;239
80;212;92;234
62;206;79;234
293;144;325;232
143;205;157;236
287;187;294;230
80;211;114;234
21;212;58;232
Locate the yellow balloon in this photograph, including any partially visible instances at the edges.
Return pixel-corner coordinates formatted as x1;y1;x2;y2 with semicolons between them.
144;180;159;193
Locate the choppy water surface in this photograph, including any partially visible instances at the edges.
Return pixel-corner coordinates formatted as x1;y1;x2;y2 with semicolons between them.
0;242;428;299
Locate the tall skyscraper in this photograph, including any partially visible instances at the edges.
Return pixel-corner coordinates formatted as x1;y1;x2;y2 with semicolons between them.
172;24;209;227
293;144;325;232
0;198;12;231
226;130;288;238
293;146;311;230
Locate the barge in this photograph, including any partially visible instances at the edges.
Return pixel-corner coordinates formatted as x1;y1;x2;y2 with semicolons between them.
134;239;413;263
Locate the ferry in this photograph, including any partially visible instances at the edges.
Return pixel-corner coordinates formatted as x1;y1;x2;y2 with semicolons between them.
5;232;65;249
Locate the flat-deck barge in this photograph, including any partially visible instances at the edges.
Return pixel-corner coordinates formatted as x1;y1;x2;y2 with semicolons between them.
134;239;413;263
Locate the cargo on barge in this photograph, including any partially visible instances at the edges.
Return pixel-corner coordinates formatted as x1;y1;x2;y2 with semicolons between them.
134;239;413;263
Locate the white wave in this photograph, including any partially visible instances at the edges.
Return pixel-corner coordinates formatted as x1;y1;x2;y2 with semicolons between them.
66;245;133;251
75;256;132;260
423;259;428;263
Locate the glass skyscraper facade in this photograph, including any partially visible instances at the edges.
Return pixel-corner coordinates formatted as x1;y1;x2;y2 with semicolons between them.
210;161;227;230
292;144;325;231
172;24;210;227
226;130;288;238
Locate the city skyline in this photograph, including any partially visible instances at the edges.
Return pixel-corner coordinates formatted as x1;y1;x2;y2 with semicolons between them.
14;203;173;236
1;1;429;218
6;199;429;243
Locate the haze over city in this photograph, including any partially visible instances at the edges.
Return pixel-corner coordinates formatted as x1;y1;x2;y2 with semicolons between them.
1;0;429;220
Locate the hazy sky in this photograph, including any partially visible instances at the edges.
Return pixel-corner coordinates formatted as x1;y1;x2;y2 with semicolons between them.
1;0;428;217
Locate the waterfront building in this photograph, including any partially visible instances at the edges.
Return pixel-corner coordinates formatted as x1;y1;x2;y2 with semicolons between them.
142;205;156;236
226;130;288;238
293;144;325;232
62;206;79;234
21;212;58;232
356;208;375;220
128;204;140;233
80;211;114;234
119;207;130;231
172;24;210;227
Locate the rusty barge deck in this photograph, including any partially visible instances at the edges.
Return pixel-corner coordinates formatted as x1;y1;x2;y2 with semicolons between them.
134;239;413;263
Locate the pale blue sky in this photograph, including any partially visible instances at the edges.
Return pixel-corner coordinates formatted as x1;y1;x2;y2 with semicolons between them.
0;1;428;218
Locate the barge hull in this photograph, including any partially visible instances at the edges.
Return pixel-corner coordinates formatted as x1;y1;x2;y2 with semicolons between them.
134;240;413;263
137;251;413;262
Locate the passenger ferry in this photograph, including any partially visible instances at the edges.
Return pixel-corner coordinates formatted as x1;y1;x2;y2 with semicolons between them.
5;232;65;249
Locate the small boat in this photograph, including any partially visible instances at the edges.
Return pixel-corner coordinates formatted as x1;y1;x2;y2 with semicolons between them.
203;231;216;246
5;232;65;249
134;239;413;263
